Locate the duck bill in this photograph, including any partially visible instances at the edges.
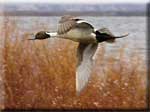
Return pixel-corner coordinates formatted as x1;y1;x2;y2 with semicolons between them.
27;33;37;40
28;38;48;40
28;38;36;40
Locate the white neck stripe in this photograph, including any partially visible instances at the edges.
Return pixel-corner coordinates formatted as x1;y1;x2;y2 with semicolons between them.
46;32;57;37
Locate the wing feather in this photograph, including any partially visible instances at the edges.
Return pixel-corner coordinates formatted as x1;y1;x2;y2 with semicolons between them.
57;19;77;34
76;43;98;94
98;28;115;37
57;15;94;35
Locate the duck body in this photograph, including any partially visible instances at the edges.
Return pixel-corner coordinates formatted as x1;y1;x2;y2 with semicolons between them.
62;27;96;43
57;19;97;43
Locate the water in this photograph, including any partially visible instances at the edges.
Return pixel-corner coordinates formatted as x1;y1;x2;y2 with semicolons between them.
2;16;147;62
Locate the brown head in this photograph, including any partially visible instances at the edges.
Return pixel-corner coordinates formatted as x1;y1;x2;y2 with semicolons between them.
28;31;50;40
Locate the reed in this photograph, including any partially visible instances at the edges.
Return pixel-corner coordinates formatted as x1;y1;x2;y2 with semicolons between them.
0;17;147;109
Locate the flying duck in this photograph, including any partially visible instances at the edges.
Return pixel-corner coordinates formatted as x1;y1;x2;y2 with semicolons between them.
29;15;129;94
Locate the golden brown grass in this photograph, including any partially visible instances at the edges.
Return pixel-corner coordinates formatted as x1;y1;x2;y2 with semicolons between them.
0;17;147;109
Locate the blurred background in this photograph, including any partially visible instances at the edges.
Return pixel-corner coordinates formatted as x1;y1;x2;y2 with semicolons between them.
0;0;147;16
0;0;148;110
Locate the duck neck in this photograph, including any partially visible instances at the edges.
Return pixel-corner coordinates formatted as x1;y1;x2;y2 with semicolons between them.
46;32;58;38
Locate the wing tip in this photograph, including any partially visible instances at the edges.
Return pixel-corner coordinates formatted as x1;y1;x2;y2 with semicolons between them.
76;85;83;96
76;70;84;96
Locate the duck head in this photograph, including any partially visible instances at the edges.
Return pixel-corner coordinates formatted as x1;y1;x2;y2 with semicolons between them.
28;31;50;40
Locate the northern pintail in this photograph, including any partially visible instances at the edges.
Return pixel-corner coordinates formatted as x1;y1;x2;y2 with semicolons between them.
29;15;129;94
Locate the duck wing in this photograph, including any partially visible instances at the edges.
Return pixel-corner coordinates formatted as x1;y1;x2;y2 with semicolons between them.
98;28;115;37
76;43;98;94
57;15;94;35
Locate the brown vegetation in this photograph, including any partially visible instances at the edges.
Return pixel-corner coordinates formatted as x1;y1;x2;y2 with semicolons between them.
0;17;147;109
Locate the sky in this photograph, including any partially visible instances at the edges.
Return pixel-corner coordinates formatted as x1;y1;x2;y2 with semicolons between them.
0;0;149;4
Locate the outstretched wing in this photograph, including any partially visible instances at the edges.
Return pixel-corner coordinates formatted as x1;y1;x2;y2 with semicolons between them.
76;43;98;94
98;28;115;37
57;20;76;35
57;15;94;35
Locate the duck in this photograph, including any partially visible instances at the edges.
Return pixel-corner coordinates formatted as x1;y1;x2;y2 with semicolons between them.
29;15;129;94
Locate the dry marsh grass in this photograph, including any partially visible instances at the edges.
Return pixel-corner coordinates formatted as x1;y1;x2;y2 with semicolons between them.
0;17;147;109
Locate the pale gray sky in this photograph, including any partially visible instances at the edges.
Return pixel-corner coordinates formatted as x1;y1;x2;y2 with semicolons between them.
0;0;149;4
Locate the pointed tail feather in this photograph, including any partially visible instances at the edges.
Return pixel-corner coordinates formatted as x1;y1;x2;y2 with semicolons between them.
114;33;129;38
106;33;129;43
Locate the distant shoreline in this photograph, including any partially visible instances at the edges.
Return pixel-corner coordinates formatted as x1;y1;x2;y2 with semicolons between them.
2;11;146;17
0;3;146;17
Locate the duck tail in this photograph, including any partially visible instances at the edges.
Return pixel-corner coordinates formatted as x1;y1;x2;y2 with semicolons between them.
106;33;129;43
114;33;129;38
